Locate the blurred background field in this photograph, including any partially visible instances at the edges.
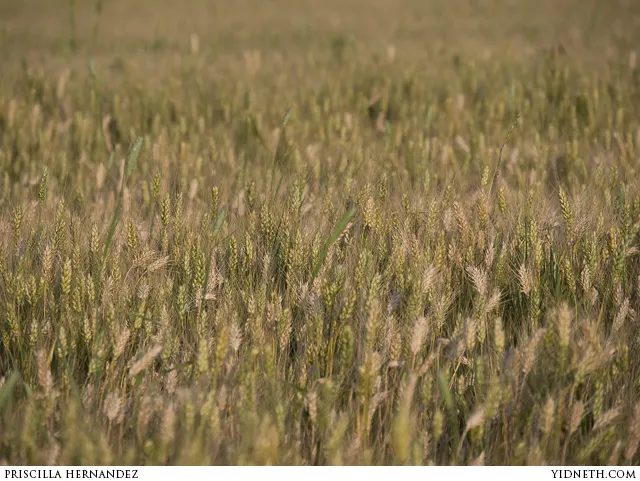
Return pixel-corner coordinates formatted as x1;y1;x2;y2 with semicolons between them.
2;0;640;76
1;0;640;467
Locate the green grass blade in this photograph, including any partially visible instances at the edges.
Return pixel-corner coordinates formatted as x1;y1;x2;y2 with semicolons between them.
311;205;357;280
212;206;228;235
281;107;292;127
197;206;228;324
102;200;121;260
0;372;21;412
103;137;143;260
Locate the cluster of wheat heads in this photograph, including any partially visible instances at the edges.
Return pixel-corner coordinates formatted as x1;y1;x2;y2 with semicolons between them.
0;52;640;465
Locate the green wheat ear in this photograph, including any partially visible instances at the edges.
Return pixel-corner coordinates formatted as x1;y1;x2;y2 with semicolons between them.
126;136;143;177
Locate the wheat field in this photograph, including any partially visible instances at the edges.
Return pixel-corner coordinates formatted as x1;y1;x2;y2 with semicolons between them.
1;0;640;466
